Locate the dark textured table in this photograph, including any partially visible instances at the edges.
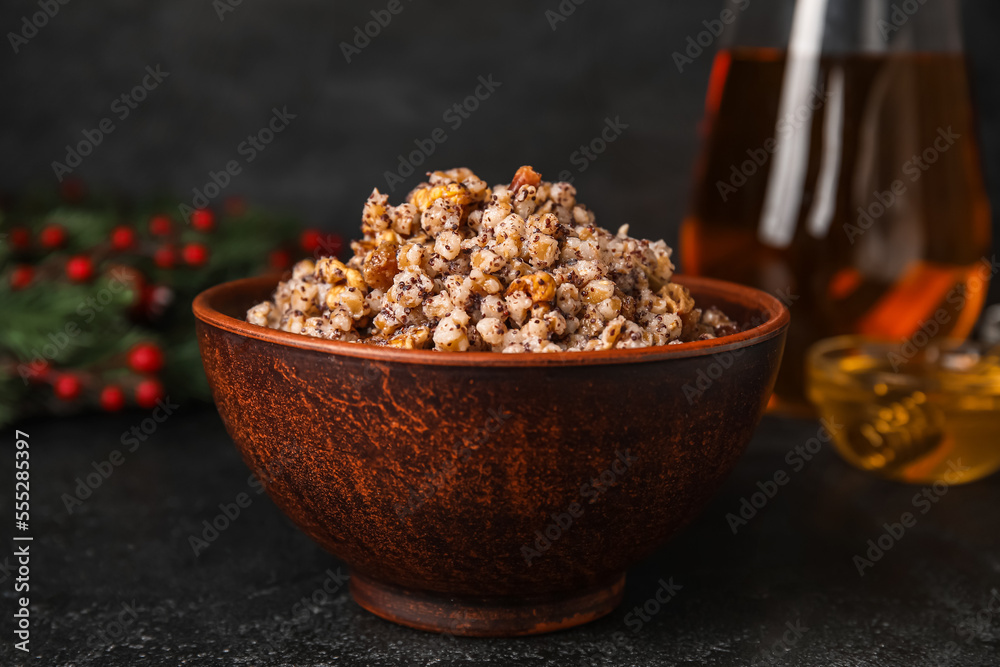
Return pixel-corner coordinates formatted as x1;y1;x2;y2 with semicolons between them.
3;407;999;666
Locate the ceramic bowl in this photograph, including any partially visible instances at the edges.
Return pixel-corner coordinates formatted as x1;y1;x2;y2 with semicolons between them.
194;274;788;636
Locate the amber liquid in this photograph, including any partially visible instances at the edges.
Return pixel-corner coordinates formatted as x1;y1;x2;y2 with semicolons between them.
682;49;992;414
808;342;1000;484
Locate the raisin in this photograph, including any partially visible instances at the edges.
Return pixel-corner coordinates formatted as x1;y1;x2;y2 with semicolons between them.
363;241;399;291
618;291;636;321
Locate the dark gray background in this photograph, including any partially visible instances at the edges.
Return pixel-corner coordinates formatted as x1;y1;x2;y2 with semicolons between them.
1;0;997;305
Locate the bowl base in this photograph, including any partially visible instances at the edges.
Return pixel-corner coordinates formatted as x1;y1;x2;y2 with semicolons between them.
350;572;626;637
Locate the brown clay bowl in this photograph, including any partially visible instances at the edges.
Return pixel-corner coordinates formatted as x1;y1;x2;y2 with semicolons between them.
193;274;789;637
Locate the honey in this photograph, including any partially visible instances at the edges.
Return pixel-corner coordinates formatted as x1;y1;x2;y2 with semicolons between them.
682;49;993;414
807;336;1000;484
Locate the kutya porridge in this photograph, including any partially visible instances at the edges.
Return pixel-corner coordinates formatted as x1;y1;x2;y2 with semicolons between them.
247;166;738;352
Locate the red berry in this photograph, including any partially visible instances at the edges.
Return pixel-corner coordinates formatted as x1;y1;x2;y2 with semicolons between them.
54;374;82;401
10;265;34;289
66;255;95;282
40;225;67;248
300;230;343;257
153;246;175;268
149;215;172;235
135;378;165;409
9;227;30;249
127;343;164;374
182;242;209;266
300;229;322;253
100;385;126;412
110;226;136;250
190;209;215;232
269;249;291;270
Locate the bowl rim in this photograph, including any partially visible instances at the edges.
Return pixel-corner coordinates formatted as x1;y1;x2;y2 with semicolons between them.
193;274;790;367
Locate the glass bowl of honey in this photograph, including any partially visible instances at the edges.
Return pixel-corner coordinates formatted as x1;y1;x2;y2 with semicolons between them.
807;335;1000;484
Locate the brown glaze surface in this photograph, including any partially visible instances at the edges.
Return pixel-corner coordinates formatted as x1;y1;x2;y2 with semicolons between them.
194;274;789;636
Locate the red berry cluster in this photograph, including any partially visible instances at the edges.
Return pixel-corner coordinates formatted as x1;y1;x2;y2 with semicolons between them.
7;207;221;290
6;193;183;411
127;341;166;409
8;224;72;290
149;210;212;269
46;342;166;411
5;186;321;422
